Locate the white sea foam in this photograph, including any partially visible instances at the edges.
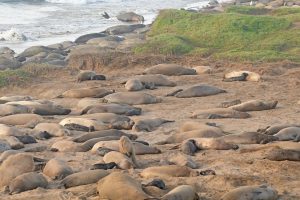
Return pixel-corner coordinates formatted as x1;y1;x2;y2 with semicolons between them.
45;0;102;4
0;28;27;41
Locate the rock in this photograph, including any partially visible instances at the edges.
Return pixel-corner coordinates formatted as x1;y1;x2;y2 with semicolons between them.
48;41;75;50
143;64;196;76
105;24;145;35
268;0;284;7
0;56;21;70
117;12;144;23
75;33;107;44
87;35;124;44
45;53;65;61
193;66;212;74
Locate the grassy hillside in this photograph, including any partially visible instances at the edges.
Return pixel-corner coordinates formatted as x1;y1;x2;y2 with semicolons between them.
135;6;300;62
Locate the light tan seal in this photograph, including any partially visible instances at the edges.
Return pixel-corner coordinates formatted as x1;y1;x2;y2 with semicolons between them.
104;92;162;105
97;172;152;200
162;185;199;200
73;129;137;143
171;84;226;98
43;159;73;180
8;172;48;194
191;108;251;119
0;154;35;188
59;117;109;131
143;64;196;76
92;140;161;155
58;87;114;98
224;71;260;82
221;132;278;144
103;151;134;169
135;74;176;86
119;136;139;167
133;118;174;132
61;169;109;188
141;165;198;178
0;113;43;128
0;104;29;116
221;185;278;200
125;79;145;91
81;103;142;116
229;100;278;112
273;127;300;141
34;123;70;137
0;124;25;137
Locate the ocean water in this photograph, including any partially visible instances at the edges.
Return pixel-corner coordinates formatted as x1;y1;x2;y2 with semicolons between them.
0;0;209;53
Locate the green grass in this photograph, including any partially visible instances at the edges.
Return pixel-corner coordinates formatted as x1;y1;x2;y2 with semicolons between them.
0;63;59;88
135;6;300;62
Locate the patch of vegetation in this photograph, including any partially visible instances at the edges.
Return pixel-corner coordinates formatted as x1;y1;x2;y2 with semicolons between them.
135;6;300;62
0;69;31;87
0;63;60;88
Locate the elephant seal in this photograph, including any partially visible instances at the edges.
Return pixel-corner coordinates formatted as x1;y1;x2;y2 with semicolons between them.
8;172;48;194
61;169;109;188
104;92;162;105
179;121;219;132
133;118;174;132
81;103;141;116
264;147;300;161
0;139;11;152
4;136;24;149
219;99;242;108
77;70;106;82
59;117;109;131
141;165;198;178
0;104;29;116
28;104;71;115
0;113;43;128
180;138;238;155
258;124;300;135
0;150;20;163
224;71;261;82
77;98;104;109
73;129;137;143
165;153;198;169
143;64;196;76
162;185;199;200
34;123;70;137
171;85;225;98
0;154;35;188
0;95;35;102
221;185;278;200
90;162;118;170
221;132;278;144
103;151;134;169
43;159;73;180
229;100;278;112
119;136;139;168
163;129;224;144
134;74;176;87
97;172;152;200
125;79;145;91
273;127;300;141
0;124;25;137
191;108;251;119
92;140;161;155
15;135;37;144
223;72;248;82
58;87;114;98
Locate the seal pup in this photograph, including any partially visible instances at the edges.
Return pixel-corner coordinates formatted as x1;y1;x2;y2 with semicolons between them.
104;92;162;105
43;159;73;180
221;185;278;200
141;165;198;178
191;108;251;119
0;154;35;188
143;64;196;76
58;87;114;98
97;172;152;200
224;71;260;82
273;127;300;141
171;84;226;98
119;136;139;167
8;172;48;194
81;103;141;116
61;169;109;188
229;100;278;112
133;118;174;132
161;185;199;200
